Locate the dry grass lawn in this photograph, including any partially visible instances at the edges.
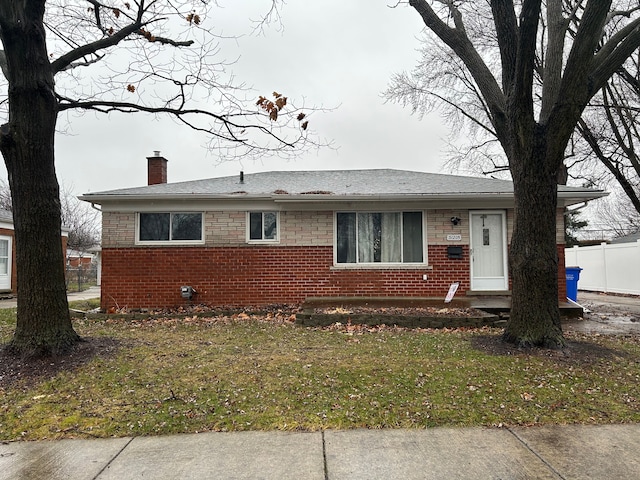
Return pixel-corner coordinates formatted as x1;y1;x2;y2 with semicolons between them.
1;307;639;441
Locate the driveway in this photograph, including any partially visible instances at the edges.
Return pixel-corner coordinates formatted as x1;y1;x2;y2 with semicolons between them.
564;291;640;335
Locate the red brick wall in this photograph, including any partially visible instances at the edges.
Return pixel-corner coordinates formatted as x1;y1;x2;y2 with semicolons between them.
67;256;93;268
100;245;472;309
557;244;567;300
101;243;568;309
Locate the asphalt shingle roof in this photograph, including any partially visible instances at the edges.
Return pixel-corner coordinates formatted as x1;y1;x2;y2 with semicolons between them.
81;169;601;200
611;231;640;244
0;208;13;223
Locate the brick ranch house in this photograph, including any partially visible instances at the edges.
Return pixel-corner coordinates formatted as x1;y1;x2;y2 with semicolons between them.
79;154;605;310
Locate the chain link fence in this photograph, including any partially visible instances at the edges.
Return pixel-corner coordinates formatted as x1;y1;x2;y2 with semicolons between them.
66;263;98;293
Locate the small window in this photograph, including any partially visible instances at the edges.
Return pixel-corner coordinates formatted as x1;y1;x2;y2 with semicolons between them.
248;212;278;242
138;213;203;243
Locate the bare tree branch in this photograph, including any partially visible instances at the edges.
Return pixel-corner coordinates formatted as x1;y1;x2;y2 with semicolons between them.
408;0;507;136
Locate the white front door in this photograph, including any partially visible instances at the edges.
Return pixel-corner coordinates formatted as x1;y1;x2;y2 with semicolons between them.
470;211;508;291
0;236;12;291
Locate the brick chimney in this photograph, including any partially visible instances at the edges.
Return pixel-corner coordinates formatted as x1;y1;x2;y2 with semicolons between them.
147;151;168;185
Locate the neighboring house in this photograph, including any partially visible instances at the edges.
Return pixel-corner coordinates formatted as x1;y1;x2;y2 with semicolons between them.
0;208;15;293
610;231;640;244
66;249;95;268
0;208;69;294
88;245;102;286
79;153;606;310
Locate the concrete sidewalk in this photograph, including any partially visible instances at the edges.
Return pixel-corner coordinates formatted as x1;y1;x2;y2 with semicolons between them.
1;424;639;479
66;285;101;303
0;286;100;309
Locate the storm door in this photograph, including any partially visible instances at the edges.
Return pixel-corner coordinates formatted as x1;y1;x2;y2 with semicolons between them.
470;212;508;291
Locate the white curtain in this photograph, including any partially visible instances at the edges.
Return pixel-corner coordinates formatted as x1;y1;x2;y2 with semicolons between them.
358;213;375;263
381;213;401;262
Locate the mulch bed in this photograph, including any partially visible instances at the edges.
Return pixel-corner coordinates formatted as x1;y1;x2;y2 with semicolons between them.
312;306;482;316
296;304;500;328
471;333;634;365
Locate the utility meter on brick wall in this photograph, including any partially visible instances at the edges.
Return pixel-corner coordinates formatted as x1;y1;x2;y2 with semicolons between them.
181;286;195;299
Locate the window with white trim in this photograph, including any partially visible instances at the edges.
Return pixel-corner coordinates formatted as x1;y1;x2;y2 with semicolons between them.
138;212;203;243
248;211;278;242
336;212;424;264
0;238;8;274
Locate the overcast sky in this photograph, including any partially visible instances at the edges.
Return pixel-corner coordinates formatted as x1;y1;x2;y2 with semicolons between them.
0;1;450;195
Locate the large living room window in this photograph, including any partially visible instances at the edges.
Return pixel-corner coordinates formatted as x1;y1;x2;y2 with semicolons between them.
138;212;203;243
336;212;424;264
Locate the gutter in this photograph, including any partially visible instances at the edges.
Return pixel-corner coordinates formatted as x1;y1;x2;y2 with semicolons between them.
78;192;519;203
78;190;607;209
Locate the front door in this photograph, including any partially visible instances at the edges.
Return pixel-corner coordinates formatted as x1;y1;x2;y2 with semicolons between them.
0;236;12;291
470;211;508;291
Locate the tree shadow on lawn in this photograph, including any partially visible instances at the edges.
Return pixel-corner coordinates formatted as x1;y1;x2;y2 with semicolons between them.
471;333;635;365
3;328;636;391
0;337;121;390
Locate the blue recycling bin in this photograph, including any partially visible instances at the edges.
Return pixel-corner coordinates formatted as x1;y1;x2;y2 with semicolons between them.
565;266;583;302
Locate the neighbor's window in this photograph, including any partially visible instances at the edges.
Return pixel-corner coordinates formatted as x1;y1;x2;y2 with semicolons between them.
336;212;424;264
138;212;203;242
0;238;8;275
248;211;278;242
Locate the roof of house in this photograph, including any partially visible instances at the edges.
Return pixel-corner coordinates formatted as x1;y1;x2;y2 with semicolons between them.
0;208;72;234
66;249;96;258
0;208;12;224
610;231;640;244
79;169;606;207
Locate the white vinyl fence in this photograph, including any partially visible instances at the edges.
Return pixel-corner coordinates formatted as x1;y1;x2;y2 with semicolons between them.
565;240;640;295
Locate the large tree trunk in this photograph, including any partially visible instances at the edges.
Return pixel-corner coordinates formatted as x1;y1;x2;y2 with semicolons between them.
503;126;565;348
0;2;80;356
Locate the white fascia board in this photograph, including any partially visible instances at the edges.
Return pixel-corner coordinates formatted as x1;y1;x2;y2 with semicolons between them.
97;198;517;213
273;193;517;210
557;190;608;207
80;192;515;203
85;189;606;211
98;197;280;213
0;220;69;236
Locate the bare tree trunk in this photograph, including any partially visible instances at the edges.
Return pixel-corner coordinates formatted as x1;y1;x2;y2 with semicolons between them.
0;1;80;356
503;127;565;348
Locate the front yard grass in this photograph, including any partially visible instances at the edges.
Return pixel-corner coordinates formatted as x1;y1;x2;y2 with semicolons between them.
1;310;639;441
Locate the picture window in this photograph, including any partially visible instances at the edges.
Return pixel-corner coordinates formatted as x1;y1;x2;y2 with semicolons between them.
138;212;203;243
336;211;424;264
